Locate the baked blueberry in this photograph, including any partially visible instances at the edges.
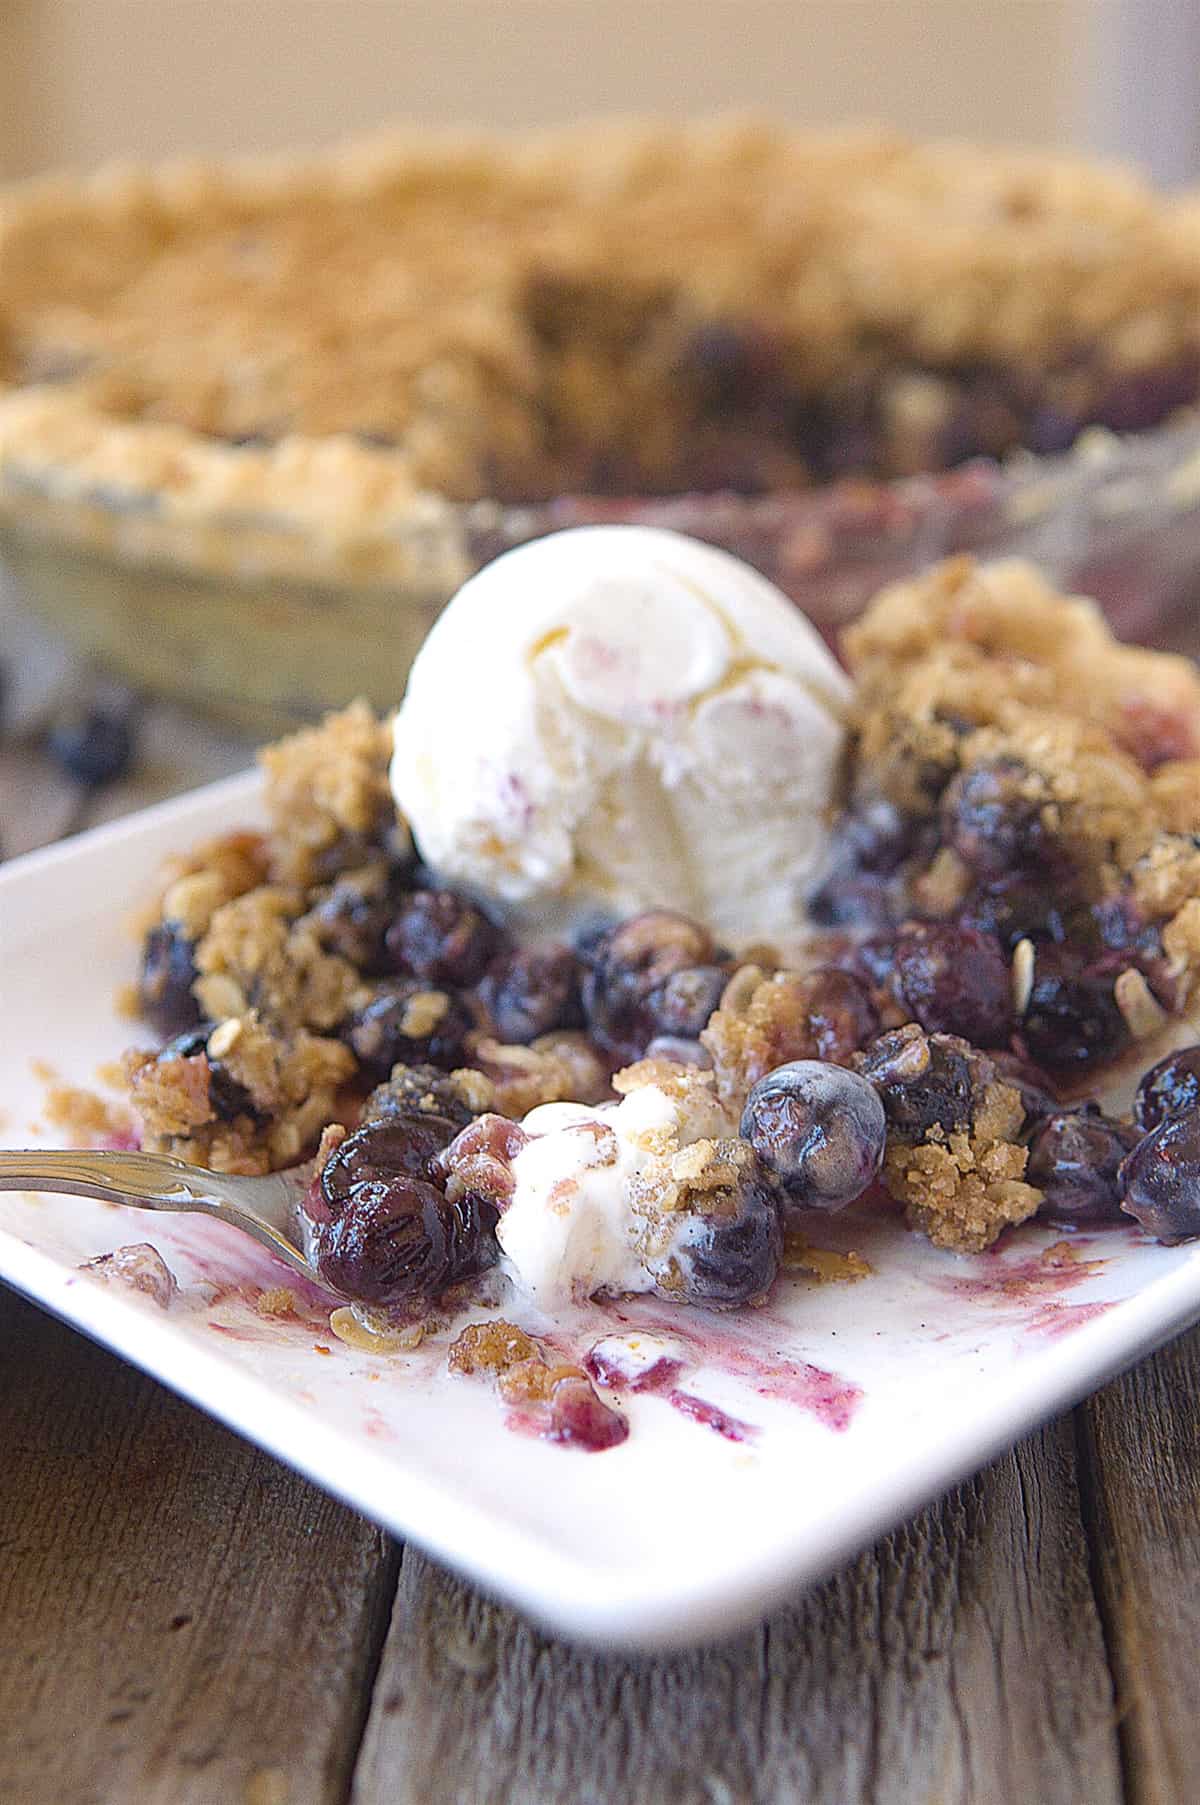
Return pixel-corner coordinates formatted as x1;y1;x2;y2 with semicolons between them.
342;980;470;1078
1134;1046;1200;1132
893;921;1012;1046
320;1111;459;1206
475;943;582;1043
580;909;719;1062
1021;950;1129;1073
138;922;203;1038
155;1024;259;1123
48;706;135;787
310;869;402;973
741;1060;886;1211
668;1170;783;1309
807;796;915;930
362;1063;479;1128
857;1026;980;1141
1121;1108;1200;1241
315;1115;495;1302
385;888;502;987
1028;1110;1139;1225
939;758;1050;880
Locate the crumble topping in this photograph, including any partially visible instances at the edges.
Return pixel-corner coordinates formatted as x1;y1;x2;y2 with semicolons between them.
258;699;399;885
855;1025;1041;1252
43;1083;134;1148
701;966;882;1112
194;887;367;1030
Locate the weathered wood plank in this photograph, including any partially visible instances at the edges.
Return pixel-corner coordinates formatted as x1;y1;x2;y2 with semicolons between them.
352;1417;1121;1805
0;1290;399;1805
1079;1326;1200;1805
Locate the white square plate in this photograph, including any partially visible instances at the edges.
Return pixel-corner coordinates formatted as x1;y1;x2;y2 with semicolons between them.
4;772;1200;1650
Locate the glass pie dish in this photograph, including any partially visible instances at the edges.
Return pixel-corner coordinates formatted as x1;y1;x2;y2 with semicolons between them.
4;418;1200;731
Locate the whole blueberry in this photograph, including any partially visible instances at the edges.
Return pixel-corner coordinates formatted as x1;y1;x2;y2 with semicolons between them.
138;922;202;1038
682;319;782;415
1134;1046;1200;1132
385;889;501;987
315;1179;461;1303
646;964;730;1041
667;1173;784;1309
1028;1111;1140;1225
806;873;899;934
741;1061;886;1211
798;968;881;1064
826;795;915;876
320;1112;460;1211
48;707;135;787
807;797;915;931
581;910;717;1062
960;878;1069;952
939;758;1050;880
893;922;1013;1046
310;870;401;973
343;980;470;1078
1021;951;1129;1074
362;1063;479;1129
1121;1108;1200;1241
475;943;582;1044
315;1115;496;1302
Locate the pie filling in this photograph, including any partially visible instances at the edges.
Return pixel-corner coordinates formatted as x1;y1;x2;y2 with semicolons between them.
115;553;1200;1340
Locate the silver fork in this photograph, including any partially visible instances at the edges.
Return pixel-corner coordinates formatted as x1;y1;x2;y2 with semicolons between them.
0;1148;321;1286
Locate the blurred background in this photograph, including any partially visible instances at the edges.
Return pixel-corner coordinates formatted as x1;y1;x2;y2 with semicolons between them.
1;0;1198;185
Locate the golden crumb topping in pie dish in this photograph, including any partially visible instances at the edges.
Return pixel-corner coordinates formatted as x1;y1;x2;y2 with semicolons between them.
3;120;1200;541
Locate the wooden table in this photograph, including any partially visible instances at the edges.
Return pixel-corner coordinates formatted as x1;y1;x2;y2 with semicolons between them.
4;673;1200;1805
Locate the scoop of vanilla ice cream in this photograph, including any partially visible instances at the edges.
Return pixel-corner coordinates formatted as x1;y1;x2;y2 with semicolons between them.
390;525;850;944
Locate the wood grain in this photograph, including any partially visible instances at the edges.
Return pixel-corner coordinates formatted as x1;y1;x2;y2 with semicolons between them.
1080;1324;1200;1805
0;1291;398;1805
353;1418;1121;1805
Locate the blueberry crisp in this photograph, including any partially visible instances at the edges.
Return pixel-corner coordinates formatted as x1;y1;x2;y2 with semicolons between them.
119;555;1200;1322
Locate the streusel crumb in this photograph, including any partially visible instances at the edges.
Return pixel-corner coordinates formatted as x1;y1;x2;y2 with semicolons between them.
447;1319;541;1376
130;829;269;940
195;888;367;1031
7;124;1200;518
701;967;875;1111
612;1058;732;1141
259;700;401;886
883;1075;1041;1254
43;1085;134;1148
464;1032;609;1118
853;1025;1041;1253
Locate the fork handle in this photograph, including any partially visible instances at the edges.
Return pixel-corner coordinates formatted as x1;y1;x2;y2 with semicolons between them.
0;1148;212;1209
0;1147;316;1283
